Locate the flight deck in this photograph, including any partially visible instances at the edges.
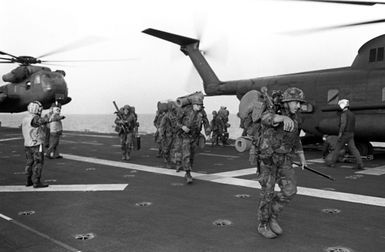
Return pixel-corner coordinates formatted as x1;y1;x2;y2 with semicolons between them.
0;127;384;252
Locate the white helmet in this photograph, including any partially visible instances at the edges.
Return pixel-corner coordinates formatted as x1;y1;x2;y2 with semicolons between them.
338;99;349;110
27;101;43;115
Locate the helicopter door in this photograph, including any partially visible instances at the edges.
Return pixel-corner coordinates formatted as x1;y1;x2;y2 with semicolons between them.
327;89;339;105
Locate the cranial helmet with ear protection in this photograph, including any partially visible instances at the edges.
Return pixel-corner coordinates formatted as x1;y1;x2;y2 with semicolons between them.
27;101;43;115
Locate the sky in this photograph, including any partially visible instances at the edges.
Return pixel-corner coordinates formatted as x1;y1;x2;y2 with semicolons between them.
2;0;385;114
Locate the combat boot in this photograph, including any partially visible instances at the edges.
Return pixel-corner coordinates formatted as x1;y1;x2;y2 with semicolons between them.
166;161;173;169
269;218;283;235
185;171;193;184
26;177;33;187
33;180;49;188
175;162;182;172
125;153;131;161
353;164;364;170
257;223;277;239
121;154;126;160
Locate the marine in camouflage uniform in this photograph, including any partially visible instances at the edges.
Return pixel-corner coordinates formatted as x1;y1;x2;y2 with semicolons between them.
159;101;180;168
154;106;166;157
115;105;136;160
130;106;140;150
256;87;307;239
210;111;225;146
217;106;230;144
177;96;210;183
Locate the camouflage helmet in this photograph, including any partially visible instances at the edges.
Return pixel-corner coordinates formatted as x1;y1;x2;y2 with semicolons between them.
281;87;305;103
167;100;177;110
190;96;204;105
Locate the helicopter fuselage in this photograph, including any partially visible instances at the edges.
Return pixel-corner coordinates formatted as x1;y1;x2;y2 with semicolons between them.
143;29;385;155
0;69;71;113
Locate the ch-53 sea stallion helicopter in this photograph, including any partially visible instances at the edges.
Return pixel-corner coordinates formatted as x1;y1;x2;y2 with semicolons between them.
143;0;385;156
0;49;73;113
0;37;132;113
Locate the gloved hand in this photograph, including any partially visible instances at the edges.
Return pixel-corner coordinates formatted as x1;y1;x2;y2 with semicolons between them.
282;116;294;132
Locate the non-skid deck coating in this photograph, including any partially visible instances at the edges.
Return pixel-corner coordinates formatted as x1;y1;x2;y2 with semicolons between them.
0;127;384;252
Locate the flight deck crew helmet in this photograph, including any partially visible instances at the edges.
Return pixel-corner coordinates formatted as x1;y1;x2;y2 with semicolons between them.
338;99;349;110
281;87;305;103
27;101;43;115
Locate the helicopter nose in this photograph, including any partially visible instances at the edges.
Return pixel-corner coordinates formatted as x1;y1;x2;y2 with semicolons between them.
41;72;69;102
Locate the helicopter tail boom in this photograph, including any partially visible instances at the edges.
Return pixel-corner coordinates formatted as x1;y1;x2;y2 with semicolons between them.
143;28;222;94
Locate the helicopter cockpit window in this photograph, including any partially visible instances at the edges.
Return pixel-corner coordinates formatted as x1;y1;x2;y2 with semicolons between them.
377;47;384;61
369;47;384;62
369;49;376;62
327;89;339;104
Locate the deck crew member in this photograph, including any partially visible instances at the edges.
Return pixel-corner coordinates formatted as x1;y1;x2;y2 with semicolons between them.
22;101;57;188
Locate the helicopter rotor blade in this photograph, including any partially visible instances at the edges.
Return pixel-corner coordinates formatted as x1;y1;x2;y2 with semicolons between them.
37;36;106;59
290;0;385;6
38;62;72;67
193;11;208;41
0;57;13;61
40;58;138;63
0;61;13;63
285;18;385;35
0;51;17;58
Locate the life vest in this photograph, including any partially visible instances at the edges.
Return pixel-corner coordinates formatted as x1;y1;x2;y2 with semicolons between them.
22;114;45;147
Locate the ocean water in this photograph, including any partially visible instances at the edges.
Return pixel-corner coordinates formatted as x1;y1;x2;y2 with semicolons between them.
0;113;244;139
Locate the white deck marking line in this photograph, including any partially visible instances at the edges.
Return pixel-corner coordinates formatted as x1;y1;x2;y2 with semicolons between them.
198;153;240;158
64;133;116;139
0;213;81;252
0;213;12;221
0;137;22;142
63;154;186;177
0;184;128;192
356;166;385;175
212;168;257;177
62;154;385;207
149;148;240;158
210;177;385;207
61;140;104;145
307;158;326;164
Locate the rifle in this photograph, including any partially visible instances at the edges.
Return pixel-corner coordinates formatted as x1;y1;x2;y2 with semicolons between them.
261;86;282;114
261;86;274;110
292;161;335;181
113;101;128;134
